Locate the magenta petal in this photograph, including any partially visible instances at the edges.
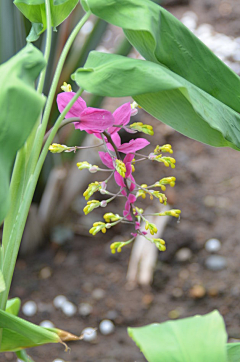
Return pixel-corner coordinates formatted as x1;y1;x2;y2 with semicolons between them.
124;153;135;164
124;200;130;213
128;194;136;203
117;138;150;153
129;174;136;192
135;222;141;230
123;211;132;221
125;162;132;178
121;188;127;196
99;152;114;169
107;132;121;151
80;108;114;132
57;92;86;119
108;103;131;135
114;171;125;188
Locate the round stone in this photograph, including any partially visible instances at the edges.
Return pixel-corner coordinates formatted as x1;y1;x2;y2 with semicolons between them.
22;301;37;317
189;285;206;299
53;295;67;309
205;238;221;253
106;310;118;321
79;303;93;317
175;248;192;262
82;327;97;342
92;288;105;300
40;320;55;329
61;301;77;317
205;255;227;271
99;319;115;335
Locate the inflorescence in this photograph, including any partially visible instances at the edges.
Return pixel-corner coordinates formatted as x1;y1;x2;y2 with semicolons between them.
49;83;181;254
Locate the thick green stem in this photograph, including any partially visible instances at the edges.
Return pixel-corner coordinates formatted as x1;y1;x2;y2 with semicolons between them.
0;89;83;312
37;0;52;94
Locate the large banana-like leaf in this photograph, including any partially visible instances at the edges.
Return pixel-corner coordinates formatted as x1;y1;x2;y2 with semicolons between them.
128;311;227;362
0;44;45;223
72;51;240;150
81;0;240;115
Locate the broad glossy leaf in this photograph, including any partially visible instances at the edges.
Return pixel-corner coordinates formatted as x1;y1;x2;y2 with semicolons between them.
14;0;78;38
84;0;240;114
0;44;45;223
73;52;240;150
128;311;227;362
227;343;240;362
6;297;21;316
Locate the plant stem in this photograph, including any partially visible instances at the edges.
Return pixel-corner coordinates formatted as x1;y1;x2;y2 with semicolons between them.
43;117;80;143
37;0;52;94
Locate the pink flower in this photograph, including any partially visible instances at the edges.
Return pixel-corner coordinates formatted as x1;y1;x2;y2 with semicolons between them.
57;92;114;133
92;102;132;139
107;103;132;136
135;221;141;230
99;152;136;193
108;133;150;154
123;194;136;221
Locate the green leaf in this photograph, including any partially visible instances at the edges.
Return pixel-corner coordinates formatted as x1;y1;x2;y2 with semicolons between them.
83;0;240;114
0;309;60;352
6;297;21;316
0;271;5;293
73;52;240;151
0;308;82;352
14;0;79;38
0;44;45;224
227;343;240;362
26;23;44;42
15;350;35;362
128;311;227;362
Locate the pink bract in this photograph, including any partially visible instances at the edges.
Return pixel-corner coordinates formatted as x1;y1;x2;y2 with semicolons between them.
57;92;114;133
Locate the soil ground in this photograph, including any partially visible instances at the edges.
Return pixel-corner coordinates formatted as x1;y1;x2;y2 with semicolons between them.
3;0;240;361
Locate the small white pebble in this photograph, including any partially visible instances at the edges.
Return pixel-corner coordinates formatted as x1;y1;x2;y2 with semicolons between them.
22;301;37;317
40;320;55;329
53;295;67;309
53;359;65;362
205;238;221;253
82;327;97;342
61;301;77;317
92;288;105;300
79;303;93;317
99;319;115;335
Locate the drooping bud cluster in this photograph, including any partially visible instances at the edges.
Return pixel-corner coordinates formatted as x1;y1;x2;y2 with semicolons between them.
49;83;181;254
